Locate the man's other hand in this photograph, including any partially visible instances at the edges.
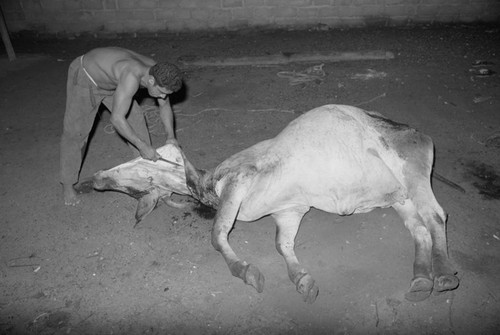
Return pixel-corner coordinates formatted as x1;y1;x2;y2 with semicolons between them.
140;145;160;161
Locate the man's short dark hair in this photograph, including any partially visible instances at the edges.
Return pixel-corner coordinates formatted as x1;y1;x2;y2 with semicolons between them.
149;62;183;92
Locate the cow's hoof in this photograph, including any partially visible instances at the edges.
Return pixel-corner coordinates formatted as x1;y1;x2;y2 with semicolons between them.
243;264;265;293
404;277;433;302
296;273;319;304
434;274;459;292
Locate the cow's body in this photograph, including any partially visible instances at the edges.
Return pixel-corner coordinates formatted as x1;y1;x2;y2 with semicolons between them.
183;104;459;303
214;109;410;220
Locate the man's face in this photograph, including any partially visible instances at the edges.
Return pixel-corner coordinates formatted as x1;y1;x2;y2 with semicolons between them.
148;80;172;99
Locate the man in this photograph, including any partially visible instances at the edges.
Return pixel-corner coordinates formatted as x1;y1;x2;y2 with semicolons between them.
60;47;183;206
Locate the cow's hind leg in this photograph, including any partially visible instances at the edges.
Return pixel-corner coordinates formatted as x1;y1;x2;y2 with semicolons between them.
391;133;458;301
211;185;265;293
393;200;435;302
412;188;459;294
272;207;319;303
393;183;459;301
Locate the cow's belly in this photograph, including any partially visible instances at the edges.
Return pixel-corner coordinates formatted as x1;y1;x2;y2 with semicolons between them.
310;180;407;215
238;180;405;221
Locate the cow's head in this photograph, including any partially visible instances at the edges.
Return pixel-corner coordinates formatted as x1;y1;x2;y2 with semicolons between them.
93;144;190;223
93;161;157;198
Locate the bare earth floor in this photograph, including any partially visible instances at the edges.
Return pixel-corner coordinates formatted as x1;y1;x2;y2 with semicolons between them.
1;25;499;334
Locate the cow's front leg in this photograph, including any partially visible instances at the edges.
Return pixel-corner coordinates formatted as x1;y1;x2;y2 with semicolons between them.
211;184;265;293
272;207;318;303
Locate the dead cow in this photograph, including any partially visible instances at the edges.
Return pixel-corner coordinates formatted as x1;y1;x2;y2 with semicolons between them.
182;104;459;303
93;144;190;223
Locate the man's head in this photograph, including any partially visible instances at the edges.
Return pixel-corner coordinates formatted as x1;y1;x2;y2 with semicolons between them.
148;62;183;97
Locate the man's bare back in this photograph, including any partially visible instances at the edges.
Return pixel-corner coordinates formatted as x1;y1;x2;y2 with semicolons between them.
82;47;156;90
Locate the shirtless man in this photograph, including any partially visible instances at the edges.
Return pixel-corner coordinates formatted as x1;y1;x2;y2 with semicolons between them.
60;47;183;206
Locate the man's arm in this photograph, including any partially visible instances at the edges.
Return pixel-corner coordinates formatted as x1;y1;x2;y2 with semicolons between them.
110;73;159;160
158;97;178;144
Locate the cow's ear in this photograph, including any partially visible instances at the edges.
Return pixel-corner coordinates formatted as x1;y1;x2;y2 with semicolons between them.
134;188;161;225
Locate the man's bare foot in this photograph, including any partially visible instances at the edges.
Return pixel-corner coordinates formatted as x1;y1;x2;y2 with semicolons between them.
63;184;80;206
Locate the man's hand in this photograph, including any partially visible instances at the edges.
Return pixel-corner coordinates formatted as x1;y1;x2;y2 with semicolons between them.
139;144;160;161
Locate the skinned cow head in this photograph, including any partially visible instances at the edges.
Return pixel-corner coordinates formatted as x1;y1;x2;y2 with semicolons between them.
93;144;190;223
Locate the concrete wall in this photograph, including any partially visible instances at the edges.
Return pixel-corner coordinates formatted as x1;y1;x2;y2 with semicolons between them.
2;0;499;35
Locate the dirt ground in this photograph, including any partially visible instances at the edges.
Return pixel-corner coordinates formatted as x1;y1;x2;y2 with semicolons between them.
1;24;500;334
